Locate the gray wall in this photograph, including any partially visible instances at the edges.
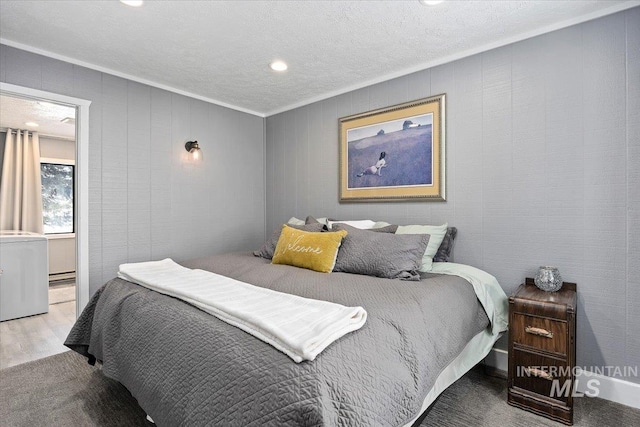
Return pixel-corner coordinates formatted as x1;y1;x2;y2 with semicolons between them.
0;44;266;296
266;9;640;382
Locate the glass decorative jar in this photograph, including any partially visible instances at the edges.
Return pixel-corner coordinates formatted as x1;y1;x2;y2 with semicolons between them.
534;266;563;292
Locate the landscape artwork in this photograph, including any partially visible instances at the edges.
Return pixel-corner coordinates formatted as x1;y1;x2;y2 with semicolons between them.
347;114;433;190
339;94;446;202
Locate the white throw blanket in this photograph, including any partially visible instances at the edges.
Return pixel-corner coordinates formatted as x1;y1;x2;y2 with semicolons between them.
118;259;367;363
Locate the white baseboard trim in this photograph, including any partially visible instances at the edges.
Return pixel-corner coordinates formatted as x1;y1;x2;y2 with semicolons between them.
573;368;640;410
483;348;640;410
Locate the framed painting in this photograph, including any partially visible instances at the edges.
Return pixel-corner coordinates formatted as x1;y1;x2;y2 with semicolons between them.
339;94;446;202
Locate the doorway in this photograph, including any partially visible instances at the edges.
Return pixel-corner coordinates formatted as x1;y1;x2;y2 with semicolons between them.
0;83;90;368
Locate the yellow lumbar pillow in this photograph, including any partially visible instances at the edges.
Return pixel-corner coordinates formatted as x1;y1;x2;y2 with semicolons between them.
272;225;347;273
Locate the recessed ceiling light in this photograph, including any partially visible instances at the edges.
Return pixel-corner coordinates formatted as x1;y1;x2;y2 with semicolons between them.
25;122;39;127
419;0;444;5
269;60;288;72
120;0;144;7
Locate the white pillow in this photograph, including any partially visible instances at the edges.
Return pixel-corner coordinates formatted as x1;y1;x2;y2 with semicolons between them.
395;223;448;272
327;219;377;230
287;217;306;226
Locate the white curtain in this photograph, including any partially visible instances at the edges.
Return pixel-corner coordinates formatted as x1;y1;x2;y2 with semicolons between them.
0;129;44;233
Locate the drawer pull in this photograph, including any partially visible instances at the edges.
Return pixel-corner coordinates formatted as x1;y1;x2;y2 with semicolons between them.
525;325;553;339
524;367;554;381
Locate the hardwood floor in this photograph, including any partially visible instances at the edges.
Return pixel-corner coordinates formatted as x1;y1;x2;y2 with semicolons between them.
0;286;76;370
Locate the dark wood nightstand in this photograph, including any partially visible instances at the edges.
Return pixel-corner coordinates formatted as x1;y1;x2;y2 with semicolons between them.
507;278;577;425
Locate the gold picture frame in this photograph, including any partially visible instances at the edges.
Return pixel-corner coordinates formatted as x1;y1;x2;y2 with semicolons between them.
339;94;446;202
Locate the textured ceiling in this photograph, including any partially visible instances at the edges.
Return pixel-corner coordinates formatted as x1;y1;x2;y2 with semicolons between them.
0;95;76;139
0;1;637;116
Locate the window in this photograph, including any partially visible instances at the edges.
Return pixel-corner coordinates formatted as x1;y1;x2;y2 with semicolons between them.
41;162;74;234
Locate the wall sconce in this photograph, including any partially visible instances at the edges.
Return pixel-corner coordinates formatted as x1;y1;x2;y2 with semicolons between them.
184;141;203;162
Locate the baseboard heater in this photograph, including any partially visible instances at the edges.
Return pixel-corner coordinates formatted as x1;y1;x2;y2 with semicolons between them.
49;271;76;282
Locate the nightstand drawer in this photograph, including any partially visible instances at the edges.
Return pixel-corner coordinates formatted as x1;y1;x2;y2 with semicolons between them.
512;313;567;355
512;349;570;405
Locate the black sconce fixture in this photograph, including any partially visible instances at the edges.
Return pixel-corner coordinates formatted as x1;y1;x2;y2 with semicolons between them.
184;141;203;162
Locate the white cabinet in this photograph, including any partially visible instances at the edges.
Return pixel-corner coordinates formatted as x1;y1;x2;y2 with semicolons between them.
0;231;49;321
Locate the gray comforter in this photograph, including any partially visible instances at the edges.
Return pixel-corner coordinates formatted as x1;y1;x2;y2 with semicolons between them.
65;252;490;426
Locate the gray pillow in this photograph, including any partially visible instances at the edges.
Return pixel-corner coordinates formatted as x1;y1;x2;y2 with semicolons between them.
324;218;398;233
434;227;457;262
369;224;398;233
305;216;328;229
305;215;321;224
254;223;325;259
332;224;430;281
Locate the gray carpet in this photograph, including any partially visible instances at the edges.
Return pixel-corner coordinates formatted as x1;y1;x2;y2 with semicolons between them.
0;351;149;426
420;368;640;426
1;351;638;427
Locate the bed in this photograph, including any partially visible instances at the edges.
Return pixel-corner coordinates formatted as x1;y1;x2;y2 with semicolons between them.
65;250;508;426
